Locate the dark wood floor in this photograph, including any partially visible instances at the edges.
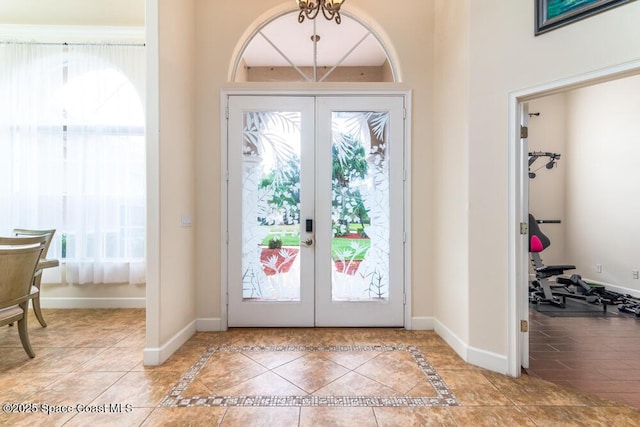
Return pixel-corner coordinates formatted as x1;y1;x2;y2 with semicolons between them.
527;302;640;408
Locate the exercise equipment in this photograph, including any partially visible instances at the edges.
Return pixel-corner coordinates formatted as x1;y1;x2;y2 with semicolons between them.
618;295;640;316
527;217;640;315
528;151;602;307
528;214;602;308
528;151;560;179
527;150;640;315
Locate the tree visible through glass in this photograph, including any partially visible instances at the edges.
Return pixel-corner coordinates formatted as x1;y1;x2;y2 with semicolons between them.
241;110;390;302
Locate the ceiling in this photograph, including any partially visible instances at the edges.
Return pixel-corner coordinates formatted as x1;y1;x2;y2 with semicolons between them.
241;12;388;68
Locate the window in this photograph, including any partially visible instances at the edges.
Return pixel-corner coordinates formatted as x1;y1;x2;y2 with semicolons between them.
234;11;395;83
0;42;145;285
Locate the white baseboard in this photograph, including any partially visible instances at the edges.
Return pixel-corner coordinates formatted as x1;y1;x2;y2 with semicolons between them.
410;316;435;330
40;297;146;309
143;317;222;366
433;319;468;359
197;318;223;332
143;320;196;366
468;345;508;375
434;318;508;374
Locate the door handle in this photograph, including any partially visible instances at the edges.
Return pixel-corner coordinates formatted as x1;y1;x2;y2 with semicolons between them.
302;238;314;246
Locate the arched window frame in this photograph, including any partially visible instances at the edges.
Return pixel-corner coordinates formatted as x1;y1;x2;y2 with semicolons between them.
231;10;399;83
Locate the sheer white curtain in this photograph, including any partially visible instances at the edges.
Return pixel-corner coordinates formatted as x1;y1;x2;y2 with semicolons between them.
0;42;146;285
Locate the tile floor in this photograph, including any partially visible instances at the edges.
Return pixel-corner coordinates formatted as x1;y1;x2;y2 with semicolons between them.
0;309;638;426
527;304;640;409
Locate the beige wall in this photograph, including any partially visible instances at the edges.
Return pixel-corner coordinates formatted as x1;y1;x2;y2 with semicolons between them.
382;59;394;83
0;0;144;26
433;0;470;346
151;0;197;349
466;1;640;356
193;0;434;324
565;75;640;294
245;66;386;82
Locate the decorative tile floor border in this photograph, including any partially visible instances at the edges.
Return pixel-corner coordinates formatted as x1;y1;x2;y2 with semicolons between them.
161;345;459;408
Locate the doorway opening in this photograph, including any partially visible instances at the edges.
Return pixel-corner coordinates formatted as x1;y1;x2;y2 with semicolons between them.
508;60;640;377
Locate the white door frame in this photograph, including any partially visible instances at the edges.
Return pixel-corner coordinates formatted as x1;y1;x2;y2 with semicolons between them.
226;96;316;327
315;96;406;327
507;60;640;377
220;88;413;330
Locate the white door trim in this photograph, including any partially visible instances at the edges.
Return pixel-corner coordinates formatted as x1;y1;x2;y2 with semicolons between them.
220;88;412;330
507;60;640;377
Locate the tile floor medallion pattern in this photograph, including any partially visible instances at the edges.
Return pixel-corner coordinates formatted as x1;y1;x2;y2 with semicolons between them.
161;345;458;408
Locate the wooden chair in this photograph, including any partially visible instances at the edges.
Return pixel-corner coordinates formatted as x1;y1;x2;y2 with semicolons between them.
13;229;57;327
0;235;47;358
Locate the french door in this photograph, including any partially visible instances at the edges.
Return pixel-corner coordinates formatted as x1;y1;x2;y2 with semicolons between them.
227;95;405;327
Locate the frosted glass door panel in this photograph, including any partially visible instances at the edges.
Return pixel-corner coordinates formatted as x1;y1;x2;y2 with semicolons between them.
330;111;390;302
241;111;302;301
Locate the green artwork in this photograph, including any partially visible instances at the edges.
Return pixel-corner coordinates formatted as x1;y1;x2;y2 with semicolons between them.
537;0;634;35
547;0;600;19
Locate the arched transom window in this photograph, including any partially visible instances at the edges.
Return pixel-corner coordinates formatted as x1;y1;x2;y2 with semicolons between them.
233;11;395;83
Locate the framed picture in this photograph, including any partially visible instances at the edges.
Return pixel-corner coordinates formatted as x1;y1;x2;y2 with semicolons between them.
535;0;637;35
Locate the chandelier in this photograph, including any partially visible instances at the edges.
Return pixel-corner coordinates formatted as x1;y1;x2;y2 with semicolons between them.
297;0;346;24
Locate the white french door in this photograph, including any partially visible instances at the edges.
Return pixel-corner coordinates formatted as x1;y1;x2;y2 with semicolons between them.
227;95;405;327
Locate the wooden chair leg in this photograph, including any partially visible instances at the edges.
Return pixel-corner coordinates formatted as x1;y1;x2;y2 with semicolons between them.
32;274;47;327
17;304;35;358
32;295;47;328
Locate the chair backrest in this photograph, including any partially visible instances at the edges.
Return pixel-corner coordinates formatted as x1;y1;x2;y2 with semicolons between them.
0;236;47;310
12;229;56;259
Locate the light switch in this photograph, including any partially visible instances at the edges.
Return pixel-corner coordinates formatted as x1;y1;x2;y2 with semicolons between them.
181;215;193;227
